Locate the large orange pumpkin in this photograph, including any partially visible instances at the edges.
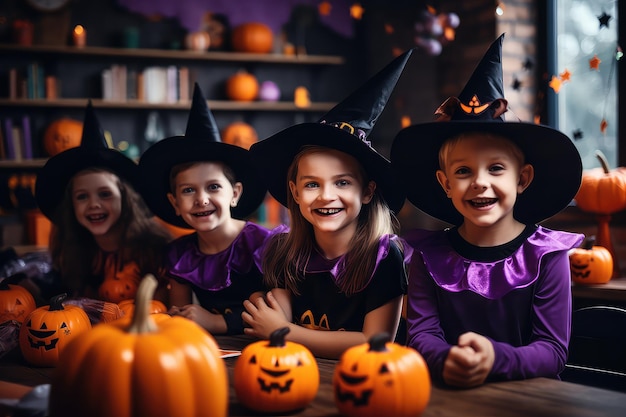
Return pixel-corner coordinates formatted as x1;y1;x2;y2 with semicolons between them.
570;238;613;285
19;293;92;367
234;327;319;413
231;22;273;53
0;280;36;324
333;333;431;417
43;118;83;156
222;121;258;150
49;275;228;417
226;71;259;101
575;150;626;214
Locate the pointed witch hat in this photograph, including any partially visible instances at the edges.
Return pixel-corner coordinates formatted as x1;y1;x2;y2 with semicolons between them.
138;83;267;228
35;101;139;222
391;34;582;225
249;48;414;213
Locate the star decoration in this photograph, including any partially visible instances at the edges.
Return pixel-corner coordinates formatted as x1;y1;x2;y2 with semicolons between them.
600;119;608;134
522;58;534;70
549;75;562;93
598;12;612;28
559;69;571;82
511;77;522;91
589;55;601;70
318;1;332;16
572;129;583;140
350;3;364;20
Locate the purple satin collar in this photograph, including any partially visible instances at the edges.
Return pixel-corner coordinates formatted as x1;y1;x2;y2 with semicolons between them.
167;222;286;291
404;226;583;299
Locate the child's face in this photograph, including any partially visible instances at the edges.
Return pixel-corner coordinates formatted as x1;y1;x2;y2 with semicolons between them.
436;133;533;229
71;171;123;238
167;162;242;232
289;149;374;239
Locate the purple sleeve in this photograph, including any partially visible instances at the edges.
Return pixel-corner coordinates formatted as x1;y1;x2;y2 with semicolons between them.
489;251;571;380
406;252;452;383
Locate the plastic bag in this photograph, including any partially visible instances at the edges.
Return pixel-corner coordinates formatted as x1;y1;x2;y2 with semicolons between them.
64;297;123;325
0;319;21;358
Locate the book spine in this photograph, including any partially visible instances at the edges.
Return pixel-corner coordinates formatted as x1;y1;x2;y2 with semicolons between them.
21;115;32;159
3;118;16;159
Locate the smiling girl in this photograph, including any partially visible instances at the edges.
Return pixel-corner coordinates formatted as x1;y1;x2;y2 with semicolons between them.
243;50;413;359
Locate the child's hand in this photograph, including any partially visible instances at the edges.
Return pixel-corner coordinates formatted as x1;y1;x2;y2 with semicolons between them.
443;332;495;388
168;304;227;333
242;291;290;339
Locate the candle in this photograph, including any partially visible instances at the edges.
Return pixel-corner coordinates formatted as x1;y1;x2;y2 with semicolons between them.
73;25;86;48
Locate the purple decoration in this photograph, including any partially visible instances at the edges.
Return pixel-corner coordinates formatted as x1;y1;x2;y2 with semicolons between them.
258;80;281;102
116;0;354;38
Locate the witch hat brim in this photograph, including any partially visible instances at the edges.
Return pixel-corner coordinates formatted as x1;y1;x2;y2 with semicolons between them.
250;49;413;214
138;84;267;228
391;34;582;225
35;102;138;222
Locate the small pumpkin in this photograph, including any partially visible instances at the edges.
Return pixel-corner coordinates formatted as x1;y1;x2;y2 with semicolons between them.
98;277;138;304
226;70;259;102
333;333;431;417
49;275;228;417
184;30;210;51
118;298;167;317
570;237;613;285
231;22;273;53
0;278;36;325
234;327;319;413
221;121;258;150
19;293;92;367
575;150;626;214
43;118;83;156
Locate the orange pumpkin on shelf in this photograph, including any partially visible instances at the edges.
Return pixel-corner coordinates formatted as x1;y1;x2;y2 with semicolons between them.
226;70;259;102
43;118;83;156
234;327;319;413
222;121;258;150
569;237;613;285
231;22;273;53
333;333;431;417
19;293;92;367
48;275;228;417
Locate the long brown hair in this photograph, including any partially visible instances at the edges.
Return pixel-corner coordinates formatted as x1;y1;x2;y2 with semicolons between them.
262;146;402;296
50;168;172;294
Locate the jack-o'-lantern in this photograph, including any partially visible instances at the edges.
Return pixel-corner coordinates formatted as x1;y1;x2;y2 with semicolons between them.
231;22;273;53
234;327;319;413
226;70;259;102
118;298;167;317
48;275;228;417
221;121;258;150
333;333;431;417
19;293;92;367
0;280;36;324
98;277;138;304
570;237;613;285
43;118;83;156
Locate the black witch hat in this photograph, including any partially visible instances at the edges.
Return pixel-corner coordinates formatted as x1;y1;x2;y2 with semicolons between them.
249;49;414;213
391;34;582;225
138;83;267;228
35;101;139;222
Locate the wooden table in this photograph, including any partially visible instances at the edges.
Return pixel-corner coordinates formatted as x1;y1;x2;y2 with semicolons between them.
2;335;626;417
572;277;626;307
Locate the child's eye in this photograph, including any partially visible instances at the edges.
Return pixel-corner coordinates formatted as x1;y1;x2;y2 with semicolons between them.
98;190;113;199
208;184;222;191
336;179;350;187
454;167;470;175
74;193;87;201
489;165;505;173
181;187;194;194
304;182;319;188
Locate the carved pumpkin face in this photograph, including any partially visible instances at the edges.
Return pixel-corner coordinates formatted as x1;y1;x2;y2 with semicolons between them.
19;294;92;367
43;118;83;156
234;327;319;413
0;282;36;324
333;333;431;417
570;242;613;285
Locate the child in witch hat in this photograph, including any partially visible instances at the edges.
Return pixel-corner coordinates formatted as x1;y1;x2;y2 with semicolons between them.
138;83;273;335
35;102;172;304
243;49;414;359
391;34;584;387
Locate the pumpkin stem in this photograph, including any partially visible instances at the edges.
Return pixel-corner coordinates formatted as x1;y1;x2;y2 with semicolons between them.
269;327;290;347
368;332;391;352
595;150;611;174
584;236;597;250
49;293;68;311
127;274;158;334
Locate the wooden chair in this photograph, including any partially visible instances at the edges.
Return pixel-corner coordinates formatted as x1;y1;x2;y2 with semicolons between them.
560;305;626;392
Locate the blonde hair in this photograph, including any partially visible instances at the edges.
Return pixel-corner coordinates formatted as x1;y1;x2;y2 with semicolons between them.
438;132;525;171
262;146;402;296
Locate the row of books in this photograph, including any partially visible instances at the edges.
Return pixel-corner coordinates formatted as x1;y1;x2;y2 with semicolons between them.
6;64;59;100
102;64;190;103
0;116;33;160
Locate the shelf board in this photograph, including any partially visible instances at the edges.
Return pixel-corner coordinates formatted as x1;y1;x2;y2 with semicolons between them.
0;159;47;169
0;44;345;65
0;98;336;112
